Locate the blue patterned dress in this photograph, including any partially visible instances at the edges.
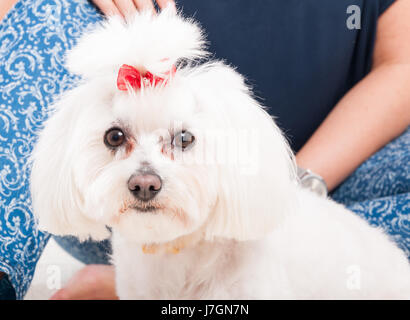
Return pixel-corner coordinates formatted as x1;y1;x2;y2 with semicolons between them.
0;0;409;300
0;0;101;299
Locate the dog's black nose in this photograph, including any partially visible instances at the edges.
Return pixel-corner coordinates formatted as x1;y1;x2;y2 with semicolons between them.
128;172;162;202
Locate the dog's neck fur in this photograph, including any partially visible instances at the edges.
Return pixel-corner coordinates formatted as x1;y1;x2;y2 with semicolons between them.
141;226;206;255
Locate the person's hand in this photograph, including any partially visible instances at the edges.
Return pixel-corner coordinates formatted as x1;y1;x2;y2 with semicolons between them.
91;0;175;18
50;265;118;300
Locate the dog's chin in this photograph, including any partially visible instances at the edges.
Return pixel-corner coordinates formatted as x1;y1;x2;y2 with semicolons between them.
112;201;202;244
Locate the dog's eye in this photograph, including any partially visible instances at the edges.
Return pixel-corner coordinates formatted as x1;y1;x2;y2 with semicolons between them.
104;128;125;148
173;130;195;150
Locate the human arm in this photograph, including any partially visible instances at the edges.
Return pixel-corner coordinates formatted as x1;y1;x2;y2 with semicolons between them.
296;0;410;191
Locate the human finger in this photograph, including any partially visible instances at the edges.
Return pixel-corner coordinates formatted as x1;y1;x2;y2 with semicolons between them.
156;0;176;11
132;0;155;13
92;0;122;17
113;0;138;18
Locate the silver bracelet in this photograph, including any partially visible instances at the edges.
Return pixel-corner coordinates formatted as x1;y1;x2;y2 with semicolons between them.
297;167;328;197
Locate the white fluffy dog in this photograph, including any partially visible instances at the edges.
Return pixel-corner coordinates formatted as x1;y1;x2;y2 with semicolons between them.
30;9;410;299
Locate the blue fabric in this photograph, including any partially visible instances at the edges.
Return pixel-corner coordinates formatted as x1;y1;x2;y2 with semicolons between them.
53;235;112;265
0;0;407;300
0;0;102;300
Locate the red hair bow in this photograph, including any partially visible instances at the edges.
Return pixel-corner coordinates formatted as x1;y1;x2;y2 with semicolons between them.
117;64;176;91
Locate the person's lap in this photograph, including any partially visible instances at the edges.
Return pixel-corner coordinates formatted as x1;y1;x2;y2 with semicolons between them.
331;128;410;258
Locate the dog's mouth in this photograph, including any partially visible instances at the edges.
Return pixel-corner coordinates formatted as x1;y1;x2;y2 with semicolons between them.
120;200;164;214
130;204;161;213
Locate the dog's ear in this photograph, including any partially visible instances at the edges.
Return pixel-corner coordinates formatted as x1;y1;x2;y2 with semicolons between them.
30;87;111;241
66;7;207;79
188;63;298;241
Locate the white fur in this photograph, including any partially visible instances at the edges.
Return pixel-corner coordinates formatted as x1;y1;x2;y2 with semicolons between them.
30;8;410;299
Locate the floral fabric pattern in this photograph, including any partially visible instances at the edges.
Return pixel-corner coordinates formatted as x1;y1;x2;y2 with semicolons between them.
0;0;102;299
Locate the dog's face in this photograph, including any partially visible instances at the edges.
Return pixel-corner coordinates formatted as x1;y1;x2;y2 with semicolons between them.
30;10;297;244
72;78;221;243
